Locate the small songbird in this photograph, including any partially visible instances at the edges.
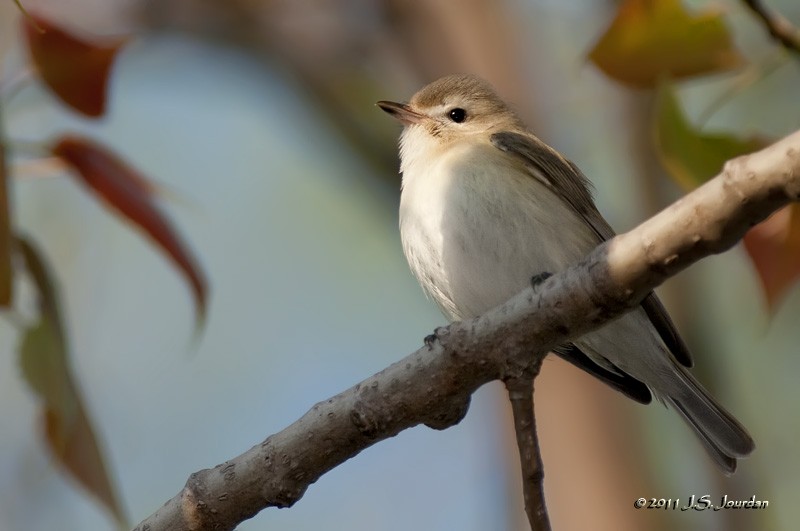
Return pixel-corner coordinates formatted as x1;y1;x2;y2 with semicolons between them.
378;74;754;473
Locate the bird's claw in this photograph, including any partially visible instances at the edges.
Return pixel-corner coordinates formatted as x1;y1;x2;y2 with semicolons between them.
530;271;553;288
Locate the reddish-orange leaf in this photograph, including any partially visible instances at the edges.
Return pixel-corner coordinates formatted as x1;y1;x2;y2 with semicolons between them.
743;205;800;313
17;236;127;525
22;13;125;117
588;0;743;87
52;135;207;324
0;127;12;305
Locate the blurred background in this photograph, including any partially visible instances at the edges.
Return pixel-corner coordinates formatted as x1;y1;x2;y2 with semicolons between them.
0;0;799;530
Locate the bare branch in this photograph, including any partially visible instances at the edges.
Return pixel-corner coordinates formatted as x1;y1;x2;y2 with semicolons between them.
133;129;800;531
506;372;550;531
743;0;800;57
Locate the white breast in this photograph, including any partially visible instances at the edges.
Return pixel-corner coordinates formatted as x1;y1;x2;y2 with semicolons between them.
398;130;598;321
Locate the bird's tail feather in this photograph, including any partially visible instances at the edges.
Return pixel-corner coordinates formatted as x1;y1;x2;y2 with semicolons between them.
665;363;754;474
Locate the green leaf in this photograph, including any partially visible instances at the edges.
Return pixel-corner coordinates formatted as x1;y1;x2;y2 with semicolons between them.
653;82;769;189
17;236;127;526
589;0;743;87
651;83;799;313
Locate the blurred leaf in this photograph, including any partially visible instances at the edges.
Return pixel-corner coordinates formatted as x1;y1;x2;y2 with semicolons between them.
652;83;797;312
22;12;125;117
743;205;800;313
589;0;743;87
0;126;12;305
653;82;769;189
52;135;208;325
17;236;126;525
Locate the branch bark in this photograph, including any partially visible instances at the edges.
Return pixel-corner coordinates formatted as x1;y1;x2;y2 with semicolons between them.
133;129;800;531
505;371;550;531
742;0;800;57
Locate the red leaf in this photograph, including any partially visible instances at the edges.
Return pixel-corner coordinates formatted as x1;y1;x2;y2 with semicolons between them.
17;236;127;525
743;205;800;313
22;13;125;117
0;128;12;305
52;135;208;325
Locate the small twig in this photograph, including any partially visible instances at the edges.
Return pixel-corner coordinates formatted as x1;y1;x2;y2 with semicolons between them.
742;0;800;57
0;68;35;103
8;139;51;159
505;369;550;531
11;156;67;179
12;1;45;33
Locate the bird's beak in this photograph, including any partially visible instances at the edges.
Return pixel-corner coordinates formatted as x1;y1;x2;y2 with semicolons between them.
377;100;424;125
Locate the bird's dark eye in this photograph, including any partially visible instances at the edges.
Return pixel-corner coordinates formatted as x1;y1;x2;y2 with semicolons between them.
448;108;467;123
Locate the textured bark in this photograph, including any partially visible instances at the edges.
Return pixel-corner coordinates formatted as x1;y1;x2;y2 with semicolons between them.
133;129;800;531
506;373;550;531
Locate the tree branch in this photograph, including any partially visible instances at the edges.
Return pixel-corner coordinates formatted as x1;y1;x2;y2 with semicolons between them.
133;129;800;531
743;0;800;57
505;371;550;531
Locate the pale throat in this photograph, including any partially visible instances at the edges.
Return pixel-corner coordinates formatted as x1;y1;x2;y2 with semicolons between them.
399;124;438;178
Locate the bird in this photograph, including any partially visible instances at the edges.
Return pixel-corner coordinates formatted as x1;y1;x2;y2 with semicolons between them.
377;73;754;474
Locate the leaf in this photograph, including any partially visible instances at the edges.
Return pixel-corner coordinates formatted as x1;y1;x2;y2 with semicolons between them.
17;236;127;526
51;135;208;325
743;205;800;313
588;0;743;87
22;12;125;118
0;125;12;306
651;83;799;312
653;81;769;189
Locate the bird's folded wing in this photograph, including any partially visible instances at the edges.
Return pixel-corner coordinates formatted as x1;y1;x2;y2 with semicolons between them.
491;131;693;367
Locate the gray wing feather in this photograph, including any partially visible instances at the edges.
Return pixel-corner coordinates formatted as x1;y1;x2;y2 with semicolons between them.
553;344;652;404
491;131;693;367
